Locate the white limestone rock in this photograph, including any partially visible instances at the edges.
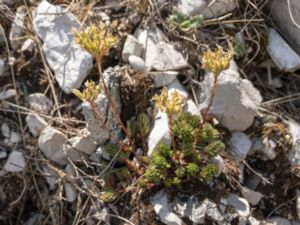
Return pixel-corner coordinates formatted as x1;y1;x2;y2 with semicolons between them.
9;131;21;144
269;0;300;55
177;0;207;16
4;151;25;172
0;148;7;159
241;186;263;206
167;78;188;99
288;120;300;166
210;155;224;177
147;111;170;156
64;164;77;202
32;0;93;93
122;35;143;62
0;89;16;100
220;194;250;218
184;99;200;116
68;136;97;155
203;0;237;19
152;42;188;71
188;198;224;224
150;71;178;87
42;165;58;190
63;143;87;162
0;59;7;77
9;6;26;50
2;0;19;5
128;55;147;72
228;132;252;161
1;123;10;138
267;28;300;72
135;27;168;69
28;93;53;113
266;217;291;225
151;190;183;225
201;61;262;131
38;126;68;165
26;114;48;137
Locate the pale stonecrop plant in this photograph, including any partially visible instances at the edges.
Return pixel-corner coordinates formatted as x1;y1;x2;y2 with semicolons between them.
201;47;233;123
73;24;128;137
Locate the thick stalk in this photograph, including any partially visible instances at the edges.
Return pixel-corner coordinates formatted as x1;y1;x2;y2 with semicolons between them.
202;75;218;123
95;57;129;137
167;114;176;151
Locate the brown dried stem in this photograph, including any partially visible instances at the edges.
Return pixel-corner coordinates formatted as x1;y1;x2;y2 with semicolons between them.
95;57;129;137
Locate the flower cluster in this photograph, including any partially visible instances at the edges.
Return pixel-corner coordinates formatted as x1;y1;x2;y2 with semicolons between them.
73;24;117;58
72;80;102;102
202;47;233;77
152;88;185;115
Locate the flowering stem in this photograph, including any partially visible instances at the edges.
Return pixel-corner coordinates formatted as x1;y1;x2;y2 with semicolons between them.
167;114;176;151
202;74;218;124
95;57;129;137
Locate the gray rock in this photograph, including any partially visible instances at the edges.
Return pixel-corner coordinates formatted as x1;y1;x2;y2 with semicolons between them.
4;151;25;172
288;120;300;166
220;194;250;218
38;126;68;165
266;217;291;225
269;0;300;55
28;93;53;113
184;99;200;116
82;67;121;144
42;165;58;190
261;137;277;160
128;55;147;72
122;35;143;62
152;42;188;71
297;190;300;219
150;71;178;87
32;0;93;93
177;0;207;16
228;132;252;161
147;111;170;156
209;155;224;177
135;27;168;69
9;131;21;144
0;59;6;77
63;143;87;162
0;89;16;100
0;148;7;159
1;123;10;138
26;114;48;137
187;198;224;224
267;28;300;72
200;61;262;131
64;164;77;202
68;136;97;155
9;6;26;50
248;216;261;225
241;186;263;206
151;190;183;225
167;78;188;99
177;0;236;18
203;0;237;19
2;0;19;5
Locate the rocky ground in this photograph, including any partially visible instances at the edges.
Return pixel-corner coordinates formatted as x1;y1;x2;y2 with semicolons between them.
2;0;300;225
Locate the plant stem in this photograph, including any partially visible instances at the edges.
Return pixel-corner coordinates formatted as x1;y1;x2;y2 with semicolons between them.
95;57;129;137
167;114;176;151
202;74;218;123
